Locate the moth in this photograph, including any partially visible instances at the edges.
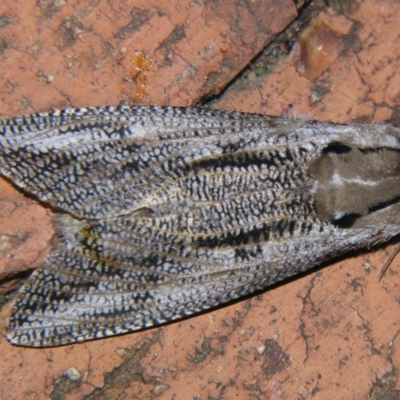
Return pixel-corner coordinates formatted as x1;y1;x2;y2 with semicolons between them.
1;105;400;347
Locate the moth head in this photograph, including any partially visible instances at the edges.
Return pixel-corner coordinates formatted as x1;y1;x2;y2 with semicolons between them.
308;143;400;229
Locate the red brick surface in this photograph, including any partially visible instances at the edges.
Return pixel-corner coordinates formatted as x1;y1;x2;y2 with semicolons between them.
0;0;297;114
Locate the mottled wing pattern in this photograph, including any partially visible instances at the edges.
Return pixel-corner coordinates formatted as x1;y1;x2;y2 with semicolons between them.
1;106;400;347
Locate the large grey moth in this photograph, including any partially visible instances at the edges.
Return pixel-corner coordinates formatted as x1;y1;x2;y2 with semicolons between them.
1;105;399;347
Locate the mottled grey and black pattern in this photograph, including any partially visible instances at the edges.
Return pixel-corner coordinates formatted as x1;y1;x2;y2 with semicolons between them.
1;106;400;347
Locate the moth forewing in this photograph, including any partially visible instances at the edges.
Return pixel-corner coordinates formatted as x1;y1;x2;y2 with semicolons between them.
1;106;400;347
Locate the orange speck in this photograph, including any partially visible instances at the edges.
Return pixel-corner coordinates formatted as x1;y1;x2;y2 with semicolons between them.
128;51;153;101
219;46;230;54
129;51;151;80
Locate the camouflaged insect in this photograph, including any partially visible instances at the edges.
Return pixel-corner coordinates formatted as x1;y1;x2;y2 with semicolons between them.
1;105;400;347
